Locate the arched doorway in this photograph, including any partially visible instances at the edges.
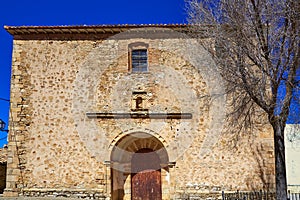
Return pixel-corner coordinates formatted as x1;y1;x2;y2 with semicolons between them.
110;132;168;200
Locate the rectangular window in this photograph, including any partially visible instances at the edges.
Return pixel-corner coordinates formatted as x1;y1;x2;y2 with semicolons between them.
131;49;148;72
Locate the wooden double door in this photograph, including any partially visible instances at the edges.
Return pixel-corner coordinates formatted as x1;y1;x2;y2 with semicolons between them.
131;148;162;200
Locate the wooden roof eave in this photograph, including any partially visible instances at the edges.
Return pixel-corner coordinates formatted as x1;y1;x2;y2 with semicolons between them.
4;24;190;36
3;24;199;40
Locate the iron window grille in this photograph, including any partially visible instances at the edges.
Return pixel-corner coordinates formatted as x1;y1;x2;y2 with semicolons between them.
131;49;148;72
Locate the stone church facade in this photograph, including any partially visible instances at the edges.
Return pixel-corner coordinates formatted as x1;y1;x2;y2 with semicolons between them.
4;24;275;199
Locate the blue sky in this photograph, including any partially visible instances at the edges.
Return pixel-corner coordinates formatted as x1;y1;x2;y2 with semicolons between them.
0;0;187;147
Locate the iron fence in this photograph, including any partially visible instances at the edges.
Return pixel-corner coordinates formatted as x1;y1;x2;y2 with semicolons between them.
222;190;275;200
288;191;300;200
222;190;300;200
176;190;300;200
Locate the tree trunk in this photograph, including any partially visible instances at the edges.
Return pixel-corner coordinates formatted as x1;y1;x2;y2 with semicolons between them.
271;119;288;200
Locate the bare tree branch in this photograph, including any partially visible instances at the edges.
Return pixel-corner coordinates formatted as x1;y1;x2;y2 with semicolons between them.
186;0;300;199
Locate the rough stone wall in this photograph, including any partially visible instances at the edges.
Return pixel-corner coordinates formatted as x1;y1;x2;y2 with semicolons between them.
0;146;7;163
5;29;275;199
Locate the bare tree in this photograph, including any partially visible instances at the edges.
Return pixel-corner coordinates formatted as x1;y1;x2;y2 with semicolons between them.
186;0;300;199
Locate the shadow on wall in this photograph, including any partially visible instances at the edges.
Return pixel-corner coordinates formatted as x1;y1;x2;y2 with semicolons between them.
249;143;275;191
0;146;7;194
0;163;6;193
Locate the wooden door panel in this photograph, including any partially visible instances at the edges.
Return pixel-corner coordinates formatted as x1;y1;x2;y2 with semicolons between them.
131;148;162;200
132;170;161;200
